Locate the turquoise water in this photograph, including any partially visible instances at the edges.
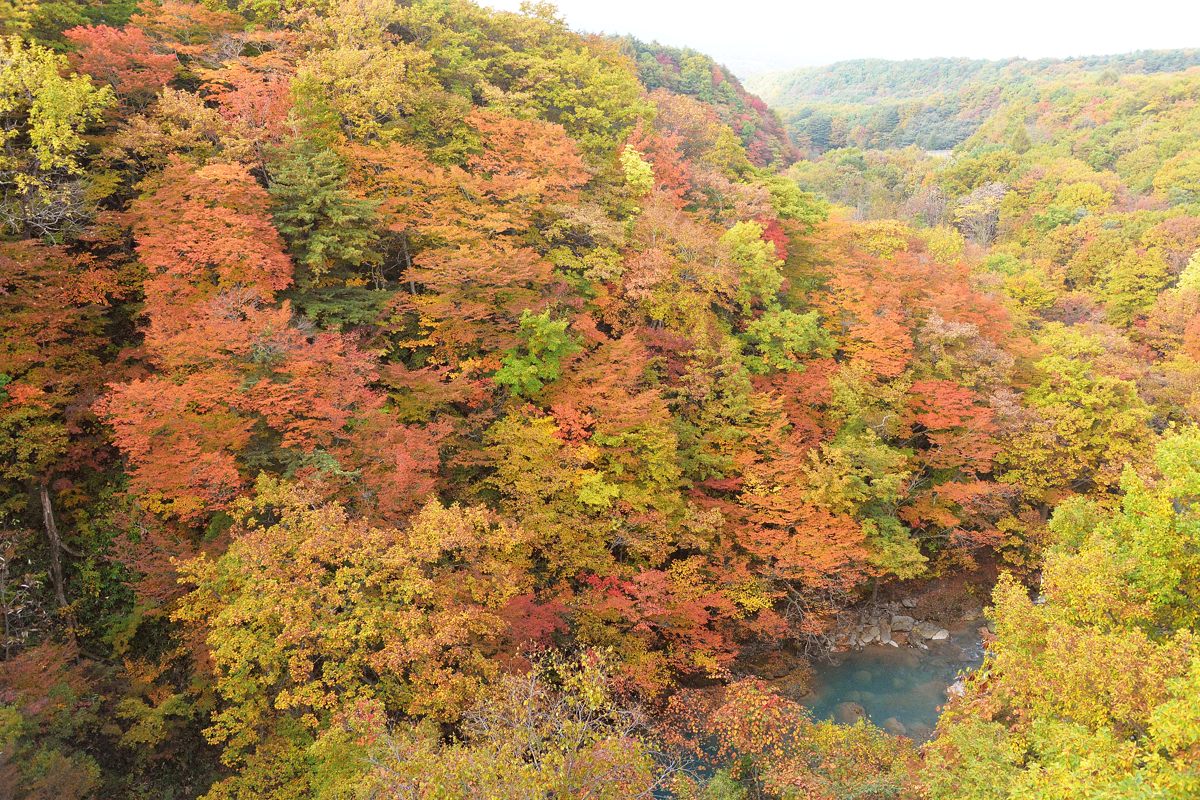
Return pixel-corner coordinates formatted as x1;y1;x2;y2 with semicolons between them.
800;623;985;740
658;623;985;797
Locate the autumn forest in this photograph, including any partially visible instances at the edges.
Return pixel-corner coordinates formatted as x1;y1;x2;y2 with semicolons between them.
2;1;1199;797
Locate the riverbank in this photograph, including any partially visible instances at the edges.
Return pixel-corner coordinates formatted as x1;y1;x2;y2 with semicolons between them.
832;562;998;649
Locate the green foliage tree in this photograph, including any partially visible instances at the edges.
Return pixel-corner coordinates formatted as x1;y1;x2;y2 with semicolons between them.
999;326;1150;498
493;309;581;398
762;172;828;230
740;309;834;374
723;220;784;314
620;145;655;196
930;426;1200;798
268;138;381;289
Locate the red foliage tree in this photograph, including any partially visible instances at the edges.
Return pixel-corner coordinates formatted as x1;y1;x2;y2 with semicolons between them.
129;0;243;61
626;122;694;207
906;378;999;474
353;111;590;364
99;160;402;521
64;25;177;105
200;58;294;157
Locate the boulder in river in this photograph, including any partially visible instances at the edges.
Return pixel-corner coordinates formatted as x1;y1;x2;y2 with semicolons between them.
913;621;948;640
882;716;907;736
834;701;866;725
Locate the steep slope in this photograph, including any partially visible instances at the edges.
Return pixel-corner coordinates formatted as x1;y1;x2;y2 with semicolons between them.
622;37;798;167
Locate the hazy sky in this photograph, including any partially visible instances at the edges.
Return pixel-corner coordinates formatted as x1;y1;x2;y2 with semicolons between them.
481;0;1200;78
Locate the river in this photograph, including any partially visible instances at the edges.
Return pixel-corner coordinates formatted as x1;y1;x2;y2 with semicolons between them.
800;619;986;740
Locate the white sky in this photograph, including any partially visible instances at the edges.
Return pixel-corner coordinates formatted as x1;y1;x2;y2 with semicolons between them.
481;0;1200;78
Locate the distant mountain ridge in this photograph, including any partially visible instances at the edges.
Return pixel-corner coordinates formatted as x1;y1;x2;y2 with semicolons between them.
746;50;1200;106
746;49;1200;153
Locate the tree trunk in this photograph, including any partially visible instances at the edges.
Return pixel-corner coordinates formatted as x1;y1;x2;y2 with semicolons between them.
402;236;415;293
39;484;67;608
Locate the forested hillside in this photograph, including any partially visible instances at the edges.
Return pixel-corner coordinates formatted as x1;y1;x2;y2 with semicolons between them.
748;51;1200;152
780;48;1200;798
622;37;797;167
1;1;1198;798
